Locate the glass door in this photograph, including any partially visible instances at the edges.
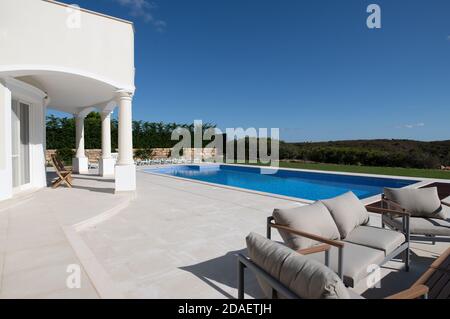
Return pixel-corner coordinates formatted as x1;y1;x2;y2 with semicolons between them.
11;100;30;190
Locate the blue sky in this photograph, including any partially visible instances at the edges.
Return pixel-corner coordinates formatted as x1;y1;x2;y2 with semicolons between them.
57;0;450;142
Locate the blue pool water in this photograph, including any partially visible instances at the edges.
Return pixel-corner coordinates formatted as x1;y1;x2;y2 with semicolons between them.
145;165;419;201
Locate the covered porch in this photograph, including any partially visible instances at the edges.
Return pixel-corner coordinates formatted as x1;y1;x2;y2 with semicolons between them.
0;0;137;201
3;71;136;195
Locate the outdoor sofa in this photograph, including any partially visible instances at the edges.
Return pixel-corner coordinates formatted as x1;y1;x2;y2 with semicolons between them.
381;187;450;243
267;191;410;287
237;233;428;299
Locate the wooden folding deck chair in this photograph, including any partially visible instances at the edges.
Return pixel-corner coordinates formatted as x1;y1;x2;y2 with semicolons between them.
50;154;73;188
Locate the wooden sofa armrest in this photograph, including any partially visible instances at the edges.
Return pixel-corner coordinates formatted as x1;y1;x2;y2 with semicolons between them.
385;284;429;300
382;197;405;210
441;201;450;207
366;206;410;217
297;244;331;255
267;217;345;279
268;222;345;249
381;197;415;215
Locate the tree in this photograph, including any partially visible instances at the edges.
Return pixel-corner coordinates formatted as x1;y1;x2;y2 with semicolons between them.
46;113;215;150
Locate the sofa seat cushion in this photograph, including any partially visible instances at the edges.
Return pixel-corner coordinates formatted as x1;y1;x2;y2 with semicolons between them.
273;202;340;250
384;187;447;220
385;215;450;236
246;232;350;299
347;289;366;299
321;192;370;239
308;242;385;287
344;226;405;255
443;196;450;206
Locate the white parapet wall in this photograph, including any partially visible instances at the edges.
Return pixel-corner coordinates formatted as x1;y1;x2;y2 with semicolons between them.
0;0;135;93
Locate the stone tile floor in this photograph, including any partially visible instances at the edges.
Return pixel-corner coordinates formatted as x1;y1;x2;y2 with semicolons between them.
0;168;448;298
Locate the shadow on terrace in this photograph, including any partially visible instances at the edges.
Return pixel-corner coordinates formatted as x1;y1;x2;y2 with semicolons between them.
46;168;115;195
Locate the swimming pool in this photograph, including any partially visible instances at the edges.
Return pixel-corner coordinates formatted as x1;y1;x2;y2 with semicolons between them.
145;165;419;201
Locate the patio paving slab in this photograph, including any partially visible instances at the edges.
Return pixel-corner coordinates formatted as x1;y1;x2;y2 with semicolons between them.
1;168;449;299
77;170;450;299
0;171;131;299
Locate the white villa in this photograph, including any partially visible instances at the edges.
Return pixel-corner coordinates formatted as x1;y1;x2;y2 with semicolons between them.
0;0;136;202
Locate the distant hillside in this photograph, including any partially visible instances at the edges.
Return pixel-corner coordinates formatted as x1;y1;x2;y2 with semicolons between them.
280;139;450;169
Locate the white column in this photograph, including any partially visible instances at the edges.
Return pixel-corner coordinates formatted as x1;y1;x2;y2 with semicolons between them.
99;111;115;177
117;92;134;165
72;114;88;174
102;112;112;159
114;91;136;192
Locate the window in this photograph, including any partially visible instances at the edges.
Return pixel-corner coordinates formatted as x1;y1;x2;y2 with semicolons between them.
11;100;30;187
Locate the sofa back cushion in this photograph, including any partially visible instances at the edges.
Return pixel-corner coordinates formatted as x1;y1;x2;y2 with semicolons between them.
320;192;370;239
273;202;340;250
246;232;350;299
384;187;447;220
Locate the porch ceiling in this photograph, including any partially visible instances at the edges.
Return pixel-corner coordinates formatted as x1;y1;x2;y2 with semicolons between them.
12;71;118;114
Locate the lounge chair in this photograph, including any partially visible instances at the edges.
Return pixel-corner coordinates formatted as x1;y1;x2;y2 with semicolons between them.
50;154;73;188
381;187;450;243
88;161;99;169
135;158;149;166
267;191;410;287
238;233;428;299
111;152;119;163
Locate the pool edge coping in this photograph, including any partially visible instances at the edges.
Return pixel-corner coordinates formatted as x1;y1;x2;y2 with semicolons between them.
223;163;449;183
140;164;434;206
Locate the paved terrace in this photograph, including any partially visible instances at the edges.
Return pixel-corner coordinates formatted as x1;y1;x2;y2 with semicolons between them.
0;168;449;298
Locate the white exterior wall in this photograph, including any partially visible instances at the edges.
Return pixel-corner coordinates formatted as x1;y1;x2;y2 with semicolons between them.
0;78;47;200
29;98;47;190
0;83;13;201
0;0;135;91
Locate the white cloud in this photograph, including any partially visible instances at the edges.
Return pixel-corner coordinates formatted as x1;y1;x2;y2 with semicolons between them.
114;0;166;31
396;122;425;129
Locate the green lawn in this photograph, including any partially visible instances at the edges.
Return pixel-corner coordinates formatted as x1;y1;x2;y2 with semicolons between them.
253;161;450;180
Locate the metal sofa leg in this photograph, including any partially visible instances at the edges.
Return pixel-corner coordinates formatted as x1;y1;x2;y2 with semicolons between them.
426;234;436;245
270;288;278;299
238;260;245;299
338;247;344;281
266;217;273;239
403;248;410;272
404;216;410;272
